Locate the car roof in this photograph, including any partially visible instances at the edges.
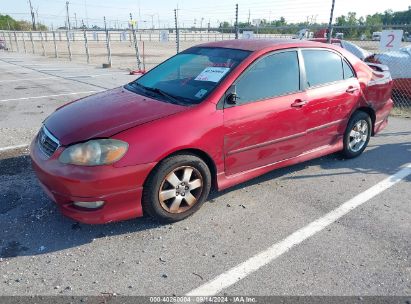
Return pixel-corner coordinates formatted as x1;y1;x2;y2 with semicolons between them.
196;39;336;52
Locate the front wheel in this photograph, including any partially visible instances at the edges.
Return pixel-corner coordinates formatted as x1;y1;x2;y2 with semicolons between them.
341;111;372;159
142;154;212;223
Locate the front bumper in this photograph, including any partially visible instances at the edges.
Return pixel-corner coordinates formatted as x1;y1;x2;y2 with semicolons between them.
30;139;157;224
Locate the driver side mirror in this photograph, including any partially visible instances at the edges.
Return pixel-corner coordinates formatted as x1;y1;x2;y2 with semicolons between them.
225;85;239;105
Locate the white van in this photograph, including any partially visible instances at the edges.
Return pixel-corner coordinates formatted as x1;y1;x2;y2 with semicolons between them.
372;32;381;41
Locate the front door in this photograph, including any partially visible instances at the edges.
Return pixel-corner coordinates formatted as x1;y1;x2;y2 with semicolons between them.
223;50;308;176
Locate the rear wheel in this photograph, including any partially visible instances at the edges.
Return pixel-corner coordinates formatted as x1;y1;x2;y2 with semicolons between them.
341;111;372;159
142;154;211;222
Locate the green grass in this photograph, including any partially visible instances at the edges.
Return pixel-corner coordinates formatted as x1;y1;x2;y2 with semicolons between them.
391;107;411;119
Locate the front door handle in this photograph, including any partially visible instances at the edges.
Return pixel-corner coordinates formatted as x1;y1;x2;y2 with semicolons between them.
346;86;359;94
291;99;308;108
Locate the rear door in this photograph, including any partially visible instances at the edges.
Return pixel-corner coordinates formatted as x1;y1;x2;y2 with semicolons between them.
223;50;309;176
300;49;361;150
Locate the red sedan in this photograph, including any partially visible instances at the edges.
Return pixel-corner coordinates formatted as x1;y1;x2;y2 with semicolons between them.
30;39;393;224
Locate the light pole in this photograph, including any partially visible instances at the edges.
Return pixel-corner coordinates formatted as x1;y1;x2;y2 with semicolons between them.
327;0;336;43
66;1;71;30
28;0;36;30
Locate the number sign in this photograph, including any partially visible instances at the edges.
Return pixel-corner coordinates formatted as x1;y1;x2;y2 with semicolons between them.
380;30;403;51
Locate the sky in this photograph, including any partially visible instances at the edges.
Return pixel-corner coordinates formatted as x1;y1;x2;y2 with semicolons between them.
1;0;410;29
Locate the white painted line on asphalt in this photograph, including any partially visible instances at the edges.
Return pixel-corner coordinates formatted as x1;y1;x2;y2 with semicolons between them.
66;73;128;78
0;73;128;83
0;91;101;102
186;163;411;297
1;67;98;72
0;144;29;152
0;76;56;83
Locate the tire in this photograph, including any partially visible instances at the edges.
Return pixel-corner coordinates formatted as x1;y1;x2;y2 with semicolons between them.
142;154;212;223
341;111;372;159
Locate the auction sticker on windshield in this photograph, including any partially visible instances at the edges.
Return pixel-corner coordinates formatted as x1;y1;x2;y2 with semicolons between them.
195;89;208;99
195;67;230;82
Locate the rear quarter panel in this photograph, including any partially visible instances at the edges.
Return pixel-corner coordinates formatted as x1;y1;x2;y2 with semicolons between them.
338;47;393;125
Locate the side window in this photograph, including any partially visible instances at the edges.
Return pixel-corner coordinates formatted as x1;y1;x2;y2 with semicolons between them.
302;50;344;87
343;60;355;79
234;51;300;104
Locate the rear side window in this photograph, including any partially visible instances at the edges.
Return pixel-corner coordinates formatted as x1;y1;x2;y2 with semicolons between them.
302;50;344;87
343;60;355;79
235;51;300;104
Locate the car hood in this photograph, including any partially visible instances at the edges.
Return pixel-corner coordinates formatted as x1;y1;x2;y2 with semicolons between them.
45;87;187;146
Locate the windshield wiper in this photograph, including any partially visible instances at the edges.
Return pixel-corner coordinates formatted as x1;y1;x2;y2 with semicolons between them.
127;82;193;105
143;86;183;105
142;86;181;105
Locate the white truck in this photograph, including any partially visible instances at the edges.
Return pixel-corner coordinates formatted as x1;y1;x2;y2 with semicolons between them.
294;29;314;39
372;32;382;41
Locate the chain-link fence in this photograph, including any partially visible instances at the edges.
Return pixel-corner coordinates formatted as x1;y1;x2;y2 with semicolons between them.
1;25;410;109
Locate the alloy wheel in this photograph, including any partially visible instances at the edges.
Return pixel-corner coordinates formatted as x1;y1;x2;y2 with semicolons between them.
348;119;369;153
158;166;204;214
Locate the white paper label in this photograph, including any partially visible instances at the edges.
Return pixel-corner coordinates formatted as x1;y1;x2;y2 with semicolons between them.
195;67;230;82
195;89;208;99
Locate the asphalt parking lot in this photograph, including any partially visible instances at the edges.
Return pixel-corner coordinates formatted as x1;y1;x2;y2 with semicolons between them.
0;51;410;297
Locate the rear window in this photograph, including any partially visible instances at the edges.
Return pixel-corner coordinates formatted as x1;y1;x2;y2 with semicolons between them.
343;60;355;79
302;50;344;87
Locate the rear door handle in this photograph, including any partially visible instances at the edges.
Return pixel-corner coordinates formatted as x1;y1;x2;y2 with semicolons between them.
291;99;308;108
346;87;359;94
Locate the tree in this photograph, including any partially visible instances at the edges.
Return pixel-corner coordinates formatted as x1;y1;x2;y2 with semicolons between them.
219;21;230;29
0;14;48;30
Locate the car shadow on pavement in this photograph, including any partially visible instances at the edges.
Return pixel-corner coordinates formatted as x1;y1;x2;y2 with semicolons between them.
0;140;410;259
213;141;411;197
0;154;164;259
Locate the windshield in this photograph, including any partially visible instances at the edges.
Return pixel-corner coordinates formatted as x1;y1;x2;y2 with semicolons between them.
126;47;250;105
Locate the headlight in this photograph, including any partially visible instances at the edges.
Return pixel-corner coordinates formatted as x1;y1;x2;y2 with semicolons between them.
59;139;128;166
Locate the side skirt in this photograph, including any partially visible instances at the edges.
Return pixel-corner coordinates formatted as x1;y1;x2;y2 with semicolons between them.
217;140;344;191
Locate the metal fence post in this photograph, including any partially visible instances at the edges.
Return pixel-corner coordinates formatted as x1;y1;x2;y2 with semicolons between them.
82;21;90;64
129;13;142;70
1;31;7;50
235;4;239;39
103;17;112;67
30;31;35;54
22;32;27;53
52;31;58;58
8;32;13;51
174;9;180;53
40;31;46;56
13;32;19;52
66;30;72;61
